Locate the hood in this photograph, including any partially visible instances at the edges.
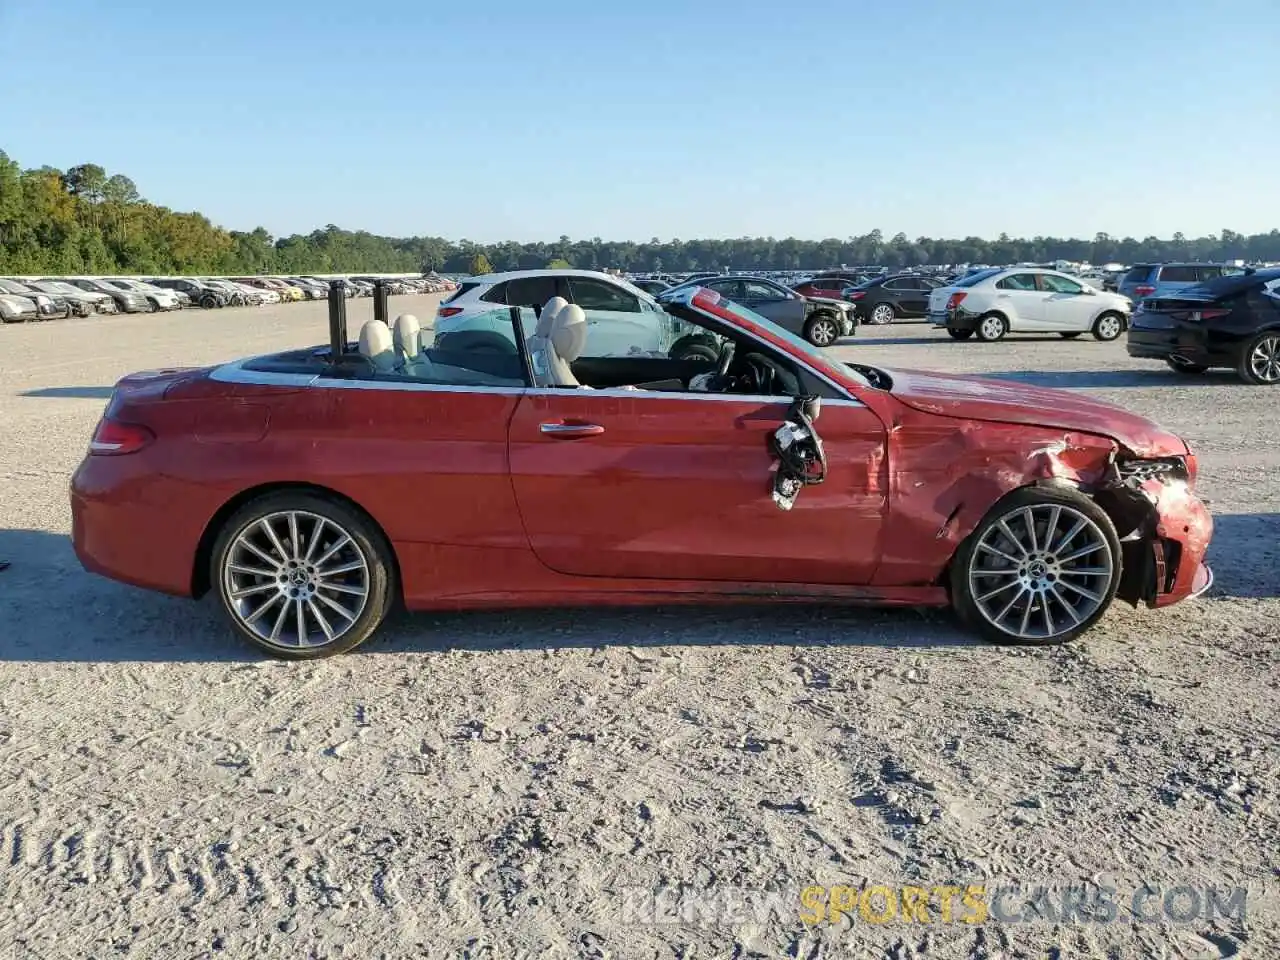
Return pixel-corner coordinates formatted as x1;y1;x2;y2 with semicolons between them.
0;293;35;309
880;366;1187;458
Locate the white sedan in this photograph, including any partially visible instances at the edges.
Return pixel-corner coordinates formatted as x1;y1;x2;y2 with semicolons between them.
929;268;1133;342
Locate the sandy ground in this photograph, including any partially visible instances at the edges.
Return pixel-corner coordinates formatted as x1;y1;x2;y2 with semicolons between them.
0;298;1277;959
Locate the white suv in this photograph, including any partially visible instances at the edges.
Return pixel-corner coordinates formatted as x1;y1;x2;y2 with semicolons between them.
929;268;1133;342
436;269;690;357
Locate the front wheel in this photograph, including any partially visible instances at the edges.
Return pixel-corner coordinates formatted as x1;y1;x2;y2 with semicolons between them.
1092;312;1124;341
947;328;973;340
1238;331;1280;385
950;487;1121;646
211;492;397;659
803;313;841;347
976;313;1008;342
868;303;897;325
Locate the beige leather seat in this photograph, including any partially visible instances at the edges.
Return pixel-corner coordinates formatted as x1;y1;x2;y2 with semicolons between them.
358;319;397;373
543;303;589;387
392;313;433;378
528;297;569;387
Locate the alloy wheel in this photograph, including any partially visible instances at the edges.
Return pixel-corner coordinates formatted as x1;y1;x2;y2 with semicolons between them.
222;510;370;649
808;317;838;346
1248;334;1280;383
871;304;895;325
1096;315;1122;340
979;316;1005;340
967;503;1113;641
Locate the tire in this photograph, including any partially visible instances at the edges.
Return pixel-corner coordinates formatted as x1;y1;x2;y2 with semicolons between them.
950;486;1121;646
803;313;841;347
146;298;160;314
1092;311;1124;341
947;328;973;340
868;303;897;326
1166;356;1209;375
975;313;1008;342
1059;332;1082;339
210;492;397;659
1237;330;1280;385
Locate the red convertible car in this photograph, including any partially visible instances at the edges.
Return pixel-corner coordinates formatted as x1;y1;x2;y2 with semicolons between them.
70;284;1213;658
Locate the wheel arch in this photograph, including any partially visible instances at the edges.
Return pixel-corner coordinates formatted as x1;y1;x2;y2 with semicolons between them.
190;481;403;602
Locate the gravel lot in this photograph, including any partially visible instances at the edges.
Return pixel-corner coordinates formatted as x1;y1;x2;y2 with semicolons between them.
1;298;1277;959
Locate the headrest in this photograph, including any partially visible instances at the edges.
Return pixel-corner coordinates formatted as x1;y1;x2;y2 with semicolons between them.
550;303;589;363
358;319;395;369
535;296;569;338
393;313;421;356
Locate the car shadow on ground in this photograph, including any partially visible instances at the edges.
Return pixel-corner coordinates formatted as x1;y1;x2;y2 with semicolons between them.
1;514;1273;663
980;369;1247;389
19;386;115;399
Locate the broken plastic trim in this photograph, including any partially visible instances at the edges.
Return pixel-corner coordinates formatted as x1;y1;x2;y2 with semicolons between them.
768;396;827;511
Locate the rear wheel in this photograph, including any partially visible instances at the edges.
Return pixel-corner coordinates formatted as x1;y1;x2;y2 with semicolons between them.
1059;332;1082;339
868;303;897;325
1092;311;1124;341
947;328;973;340
976;313;1008;342
1166;356;1209;375
803;313;841;347
1238;331;1280;385
211;492;396;659
951;487;1120;646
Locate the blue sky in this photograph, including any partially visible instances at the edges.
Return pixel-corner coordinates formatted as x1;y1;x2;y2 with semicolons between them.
2;0;1277;242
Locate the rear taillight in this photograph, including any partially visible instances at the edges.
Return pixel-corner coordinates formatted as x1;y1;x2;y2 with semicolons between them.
89;418;154;456
846;291;865;300
1135;285;1156;297
946;292;967;311
437;306;463;318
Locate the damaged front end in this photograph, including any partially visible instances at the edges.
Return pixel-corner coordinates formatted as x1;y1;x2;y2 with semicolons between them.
1096;453;1214;608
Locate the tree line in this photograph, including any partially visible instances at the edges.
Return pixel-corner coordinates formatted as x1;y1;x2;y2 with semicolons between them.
2;151;1279;277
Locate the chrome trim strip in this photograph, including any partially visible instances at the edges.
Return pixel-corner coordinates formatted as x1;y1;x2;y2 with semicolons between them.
313;378;528;395
208;359;864;406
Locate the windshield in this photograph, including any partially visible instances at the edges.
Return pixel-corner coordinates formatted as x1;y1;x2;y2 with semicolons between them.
0;279;32;294
694;294;871;389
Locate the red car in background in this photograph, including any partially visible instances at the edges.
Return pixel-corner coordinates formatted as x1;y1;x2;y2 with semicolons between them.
70;283;1213;658
792;277;860;301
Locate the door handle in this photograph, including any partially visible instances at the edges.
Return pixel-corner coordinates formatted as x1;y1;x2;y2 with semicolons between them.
539;421;605;438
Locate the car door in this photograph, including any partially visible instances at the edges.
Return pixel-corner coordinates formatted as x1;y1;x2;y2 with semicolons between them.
993;273;1049;329
565;275;666;356
507;386;888;585
1037;273;1094;331
738;279;807;334
903;278;940;317
880;278;919;316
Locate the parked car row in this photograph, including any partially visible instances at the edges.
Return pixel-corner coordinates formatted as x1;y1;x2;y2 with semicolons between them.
0;274;458;322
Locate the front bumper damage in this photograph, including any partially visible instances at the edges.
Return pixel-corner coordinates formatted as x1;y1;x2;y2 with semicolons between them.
1098;456;1213;608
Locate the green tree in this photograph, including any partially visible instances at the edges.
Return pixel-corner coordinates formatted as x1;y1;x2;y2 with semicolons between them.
64;163;107;203
546;257;572;269
469;252;494;275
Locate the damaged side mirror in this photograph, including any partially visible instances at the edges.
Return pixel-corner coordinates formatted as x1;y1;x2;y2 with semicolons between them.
768;395;827;511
